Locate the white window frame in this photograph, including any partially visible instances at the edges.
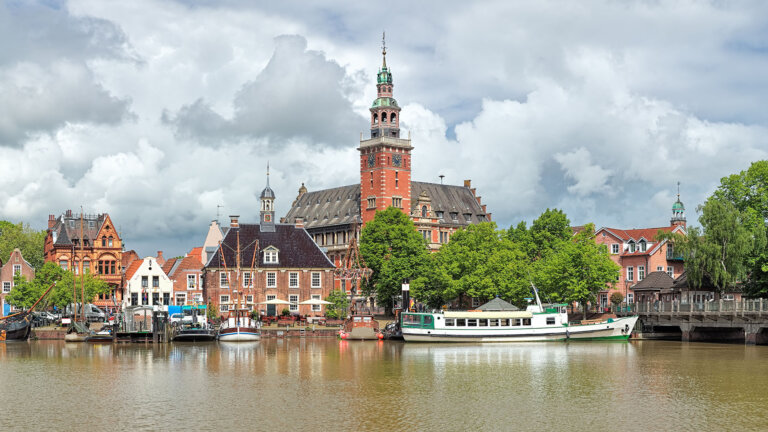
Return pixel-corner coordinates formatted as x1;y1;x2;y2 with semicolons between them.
220;295;230;305
657;266;663;272
187;274;196;290
627;267;634;282
311;295;321;312
638;266;645;281
311;272;321;289
627;293;634;304
289;295;299;312
12;264;21;276
246;295;254;304
667;266;674;278
289;272;299;288
263;248;279;264
639;240;647;252
2;282;10;293
628;241;636;253
219;304;229;313
266;272;277;288
193;293;203;304
219;272;229;288
611;244;619;254
243;272;252;288
175;292;186;306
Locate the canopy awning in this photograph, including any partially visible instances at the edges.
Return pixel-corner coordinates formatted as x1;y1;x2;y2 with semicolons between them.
257;299;291;305
298;299;332;305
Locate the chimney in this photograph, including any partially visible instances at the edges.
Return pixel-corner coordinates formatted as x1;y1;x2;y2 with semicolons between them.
487;212;492;221
66;209;72;217
295;217;304;229
229;215;240;228
464;179;471;188
156;251;165;266
482;204;487;213
48;214;55;229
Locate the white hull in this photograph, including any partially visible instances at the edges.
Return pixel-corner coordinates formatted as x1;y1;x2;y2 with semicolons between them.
403;316;638;343
218;330;261;342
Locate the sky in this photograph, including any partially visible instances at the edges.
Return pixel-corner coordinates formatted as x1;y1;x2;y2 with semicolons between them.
1;0;767;258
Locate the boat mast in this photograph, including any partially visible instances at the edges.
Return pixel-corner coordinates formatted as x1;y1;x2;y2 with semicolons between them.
249;239;258;322
235;227;241;325
529;281;544;313
72;243;77;323
80;209;85;324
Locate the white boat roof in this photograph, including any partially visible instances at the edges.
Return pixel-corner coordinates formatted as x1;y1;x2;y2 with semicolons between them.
443;311;533;319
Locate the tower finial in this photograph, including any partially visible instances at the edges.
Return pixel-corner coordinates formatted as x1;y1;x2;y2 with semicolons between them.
267;161;270;187
677;181;680;200
382;31;387;68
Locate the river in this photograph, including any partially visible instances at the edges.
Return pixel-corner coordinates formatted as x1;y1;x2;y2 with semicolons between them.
1;340;767;431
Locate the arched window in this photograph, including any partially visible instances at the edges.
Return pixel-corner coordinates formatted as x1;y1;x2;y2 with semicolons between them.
108;236;113;247
381;112;387;123
422;206;428;218
391;113;396;123
102;236;106;247
373;113;378;124
83;259;90;274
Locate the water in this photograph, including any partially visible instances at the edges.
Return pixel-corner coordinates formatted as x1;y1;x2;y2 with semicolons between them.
1;340;767;431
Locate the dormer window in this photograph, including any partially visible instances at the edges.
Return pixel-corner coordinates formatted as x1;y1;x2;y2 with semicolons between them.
263;247;279;264
639;240;647;252
628;241;636;253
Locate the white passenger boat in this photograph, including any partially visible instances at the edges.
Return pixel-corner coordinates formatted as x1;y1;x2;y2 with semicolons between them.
401;295;638;343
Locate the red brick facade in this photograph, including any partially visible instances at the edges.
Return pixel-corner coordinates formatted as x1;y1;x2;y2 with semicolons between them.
0;249;36;316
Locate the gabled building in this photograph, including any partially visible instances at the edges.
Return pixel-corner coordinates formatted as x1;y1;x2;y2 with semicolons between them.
44;210;123;310
204;178;335;317
0;248;36;317
594;195;687;306
123;256;173;310
162;250;204;306
282;40;490;279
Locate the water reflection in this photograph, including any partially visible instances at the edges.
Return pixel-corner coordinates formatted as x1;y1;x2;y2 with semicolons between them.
1;340;767;431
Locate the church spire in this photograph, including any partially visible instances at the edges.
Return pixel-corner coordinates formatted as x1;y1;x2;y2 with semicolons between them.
260;163;276;232
370;33;400;139
671;181;686;228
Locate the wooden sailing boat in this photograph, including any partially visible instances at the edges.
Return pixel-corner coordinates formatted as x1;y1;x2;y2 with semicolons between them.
0;283;56;341
65;210;90;342
217;226;261;342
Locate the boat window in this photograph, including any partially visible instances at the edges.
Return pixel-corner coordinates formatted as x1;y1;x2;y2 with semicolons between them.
403;314;421;326
500;319;509;326
354;317;362;322
445;318;455;326
467;319;478;327
512;319;521;327
489;319;499;326
479;319;488;326
561;307;567;314
546;317;556;325
456;319;466;326
363;317;372;322
523;318;532;326
423;315;433;325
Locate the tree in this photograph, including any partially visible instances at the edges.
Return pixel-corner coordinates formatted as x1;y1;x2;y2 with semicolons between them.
660;197;765;294
534;223;620;319
610;292;624;306
324;290;350;319
0;221;46;270
415;222;531;308
6;262;63;309
507;208;572;261
359;207;430;313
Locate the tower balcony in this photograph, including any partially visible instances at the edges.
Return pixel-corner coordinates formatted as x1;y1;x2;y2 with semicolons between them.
358;136;412;150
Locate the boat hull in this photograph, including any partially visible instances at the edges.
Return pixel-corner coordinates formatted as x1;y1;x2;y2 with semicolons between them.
218;327;261;342
171;328;217;342
0;317;32;341
402;316;638;343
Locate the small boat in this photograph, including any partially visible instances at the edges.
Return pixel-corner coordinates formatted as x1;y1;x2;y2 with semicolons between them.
218;308;260;342
401;293;638;343
171;305;217;342
343;314;381;340
0;313;33;341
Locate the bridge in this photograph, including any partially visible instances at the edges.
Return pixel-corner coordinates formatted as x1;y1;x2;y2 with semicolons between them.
615;300;768;345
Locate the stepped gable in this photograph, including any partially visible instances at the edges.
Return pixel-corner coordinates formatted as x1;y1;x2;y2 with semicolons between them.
283;184;360;229
207;223;334;269
412;182;487;224
477;297;520;311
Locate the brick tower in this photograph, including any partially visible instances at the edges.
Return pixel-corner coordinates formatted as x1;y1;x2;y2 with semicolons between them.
359;34;413;225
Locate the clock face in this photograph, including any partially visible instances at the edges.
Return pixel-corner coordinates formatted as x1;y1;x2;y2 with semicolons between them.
392;154;402;167
367;154;376;168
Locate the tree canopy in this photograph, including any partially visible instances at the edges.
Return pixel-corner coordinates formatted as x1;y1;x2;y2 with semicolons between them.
6;262;109;310
0;221;46;270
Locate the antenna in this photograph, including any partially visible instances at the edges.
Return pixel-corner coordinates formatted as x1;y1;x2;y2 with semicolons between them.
216;204;224;222
439;175;445;185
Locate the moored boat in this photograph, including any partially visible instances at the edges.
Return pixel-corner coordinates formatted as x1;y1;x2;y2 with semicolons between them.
401;295;638;343
171;305;217;342
343;314;381;340
218;308;260;342
0;313;33;341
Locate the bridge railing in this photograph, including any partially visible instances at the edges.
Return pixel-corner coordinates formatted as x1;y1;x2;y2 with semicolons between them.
633;299;768;314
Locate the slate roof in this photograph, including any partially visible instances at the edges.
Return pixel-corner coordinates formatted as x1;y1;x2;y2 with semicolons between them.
670;270;742;292
282;181;487;230
206;223;335;270
631;271;674;291
477;297;520;311
50;213;109;246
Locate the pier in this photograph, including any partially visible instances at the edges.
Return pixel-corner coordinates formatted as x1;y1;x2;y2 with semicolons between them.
616;299;768;344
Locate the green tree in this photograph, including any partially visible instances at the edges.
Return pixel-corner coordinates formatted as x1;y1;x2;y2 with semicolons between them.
359;207;430;313
534;223;620;319
324;290;350;319
507;208;572;261
0;221;46;270
6;262;64;309
415;222;531;308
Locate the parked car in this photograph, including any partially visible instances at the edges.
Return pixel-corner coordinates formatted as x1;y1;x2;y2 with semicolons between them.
170;313;192;325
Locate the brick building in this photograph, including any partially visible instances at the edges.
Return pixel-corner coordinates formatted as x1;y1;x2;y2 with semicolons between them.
0;248;36;317
44;210;123;310
204;180;335;317
163;248;204;306
594;195;687;306
283;40;490;275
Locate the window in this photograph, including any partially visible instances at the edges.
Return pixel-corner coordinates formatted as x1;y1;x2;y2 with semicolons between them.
108;237;113;247
152;276;159;288
723;294;735;301
193;293;203;303
638;266;645;281
667;245;674;259
13;264;21;275
467;319;477;327
471;297;481;308
546;317;556;325
266;272;276;288
627;267;634;282
640;240;647;252
131;293;138;306
445;318;455;327
220;295;230;305
187;274;196;290
289;272;299;288
141;276;148;288
611;244;619;254
82;260;89;274
657;266;663;272
163;293;170;306
175;293;186;306
367;197;376;209
242;272;251;288
392;197;402;208
289;295;299;312
246;295;254;304
60;260;68;271
152;293;159;306
220;304;229;313
2;282;10;293
667;266;674;278
450;212;458;221
627;293;634;304
395;171;399;188
523;318;532;326
311;272;321;288
264;249;279;264
629;241;636;253
89;220;94;228
421;206;428;218
439;231;450;244
102;236;106;247
220;272;229;288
